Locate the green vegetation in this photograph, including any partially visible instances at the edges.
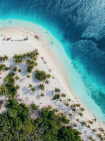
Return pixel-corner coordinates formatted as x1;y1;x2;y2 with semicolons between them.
53;94;60;100
78;112;83;117
86;125;90;128
13;51;39;73
0;64;5;71
28;84;35;92
76;119;79;122
39;84;45;90
0;51;83;141
35;70;51;81
68;113;72;117
92;129;96;132
13;66;17;72
45;79;49;84
55;88;61;93
88;120;93;124
68;98;71;101
81;121;86;126
99;128;104;133
40;93;45;97
4;67;9;71
0;55;8;61
59;99;62;102
31;103;38;110
27;59;37;73
64;102;69;107
18;68;21;72
15;76;20;80
74;124;77;127
0;84;8;96
57;126;81;141
27;74;31;78
31;87;35;92
3;73;17;98
61;93;66;97
80;107;85;112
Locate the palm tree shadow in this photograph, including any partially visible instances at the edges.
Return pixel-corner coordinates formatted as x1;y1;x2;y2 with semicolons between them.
17;63;27;77
8;57;16;66
46;90;54;97
36;94;40;99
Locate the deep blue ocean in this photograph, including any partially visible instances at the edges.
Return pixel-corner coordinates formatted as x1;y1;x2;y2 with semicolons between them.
0;0;105;122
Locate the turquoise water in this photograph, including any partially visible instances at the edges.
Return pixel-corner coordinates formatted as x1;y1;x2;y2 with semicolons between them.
0;0;105;123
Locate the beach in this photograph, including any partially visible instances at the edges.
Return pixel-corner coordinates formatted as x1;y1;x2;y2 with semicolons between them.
0;27;104;140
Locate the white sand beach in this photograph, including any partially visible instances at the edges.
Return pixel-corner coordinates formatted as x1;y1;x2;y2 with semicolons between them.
0;27;104;140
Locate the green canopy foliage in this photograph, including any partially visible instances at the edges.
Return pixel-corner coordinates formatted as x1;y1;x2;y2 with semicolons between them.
35;70;51;81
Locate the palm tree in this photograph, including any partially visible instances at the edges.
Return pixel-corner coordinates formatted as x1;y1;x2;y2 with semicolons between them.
27;75;31;78
78;112;83;117
53;108;58;112
47;105;52;110
68;98;71;101
61;93;66;97
15;76;20;80
29;84;32;88
39;84;44;91
89;136;92;140
35;51;39;57
26;59;31;64
71;107;76;112
81;121;86;126
40;93;45;97
97;133;103;140
88;120;93;124
34;62;38;66
86;125;90;128
76;119;79;122
59;99;62;102
31;87;35;92
16;85;20;90
18;68;21;72
99;128;104;133
3;55;8;61
68;113;72;117
76;104;81;107
80;107;85;112
74;124;77;127
45;80;49;84
64;102;69;107
55;88;61;93
92;129;96;132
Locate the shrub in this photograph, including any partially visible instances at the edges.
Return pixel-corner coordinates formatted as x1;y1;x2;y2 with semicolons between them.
53;94;60;100
27;65;34;73
27;75;31;78
61;93;66;97
13;66;17;72
31;104;38;110
57;126;82;141
31;87;35;92
45;80;49;84
55;88;61;93
4;67;9;71
0;64;5;71
40;93;45;97
39;84;44;90
15;76;20;80
35;70;50;81
18;68;21;72
64;102;69;107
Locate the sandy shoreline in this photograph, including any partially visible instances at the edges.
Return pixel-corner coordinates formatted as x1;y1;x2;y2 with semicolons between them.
0;27;105;140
